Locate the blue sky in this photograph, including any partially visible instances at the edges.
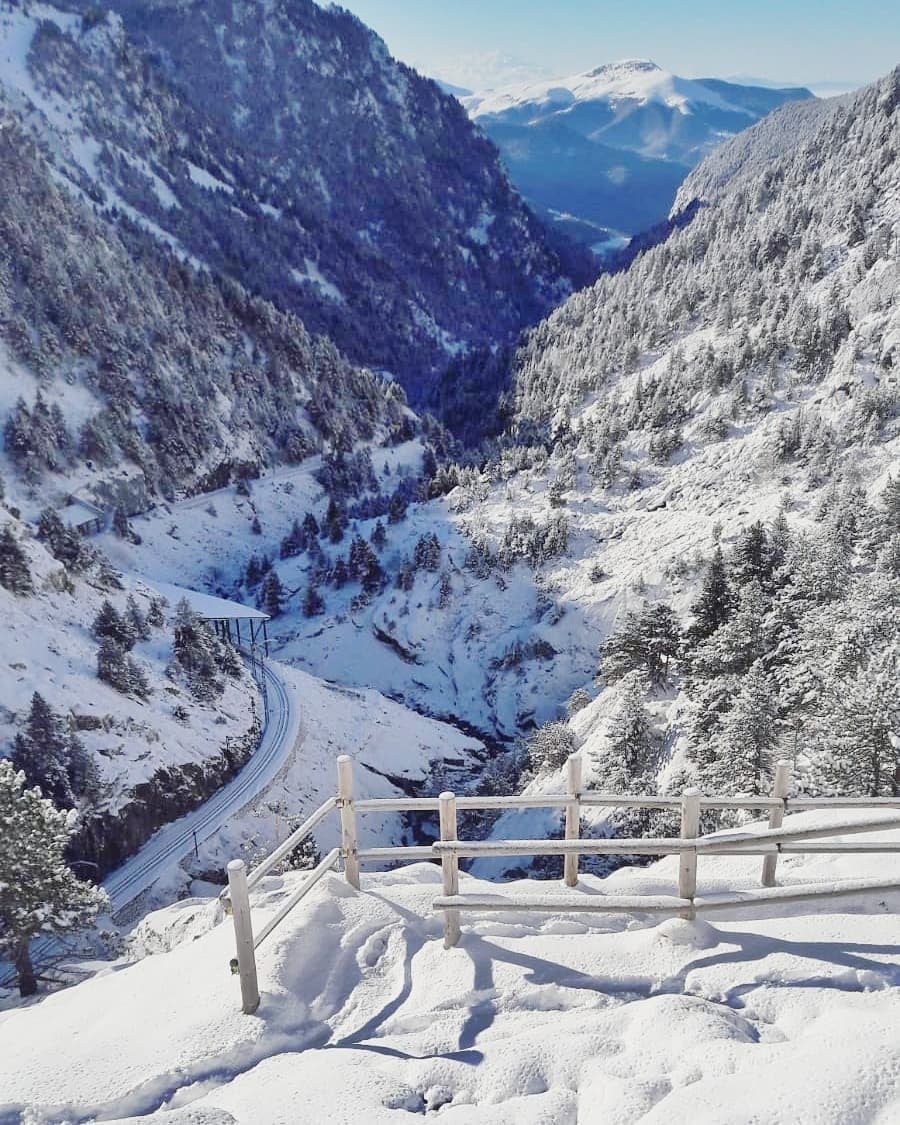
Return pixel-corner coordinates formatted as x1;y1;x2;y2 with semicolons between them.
333;1;898;93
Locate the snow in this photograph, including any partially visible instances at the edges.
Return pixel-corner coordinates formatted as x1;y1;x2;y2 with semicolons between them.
465;59;756;123
290;259;345;304
467;209;496;247
149;581;269;622
186;161;235;196
0;818;897;1122
0;530;258;819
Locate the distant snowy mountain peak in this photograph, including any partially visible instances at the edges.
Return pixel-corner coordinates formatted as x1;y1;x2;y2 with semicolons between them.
466;59;810;136
463;58;814;245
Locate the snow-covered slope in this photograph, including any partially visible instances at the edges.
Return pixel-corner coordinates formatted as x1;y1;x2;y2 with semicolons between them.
0;823;896;1122
466;60;812;162
464;59;813;243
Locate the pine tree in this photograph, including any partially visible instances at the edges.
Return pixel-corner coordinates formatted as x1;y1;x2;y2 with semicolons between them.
601;603;680;686
526;721;576;773
689;546;733;639
36;508;88;571
0;760;109;996
881;476;900;526
301;512;320;541
812;647;900;796
361;552;385;596
125;595;150;641
146;596;167;629
97;637;149;698
11;693;74;808
593;672;656;790
280;519;306;559
303;583;324;618
324;498;344;544
91;599;135;649
414;533;441;572
244;555;263;589
258;570;285;618
0;525;33;595
370;521;387;549
731;522;773;588
710;662;779;795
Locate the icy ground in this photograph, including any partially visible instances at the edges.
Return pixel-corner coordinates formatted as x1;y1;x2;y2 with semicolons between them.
1;816;897;1124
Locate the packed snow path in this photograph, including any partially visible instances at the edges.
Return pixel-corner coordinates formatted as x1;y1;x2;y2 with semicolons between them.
102;656;300;914
1;836;897;1124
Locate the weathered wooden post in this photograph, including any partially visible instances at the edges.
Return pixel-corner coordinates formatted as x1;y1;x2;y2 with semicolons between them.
564;754;583;888
761;759;793;887
678;788;701;919
227;859;260;1014
337;755;360;889
439;791;461;948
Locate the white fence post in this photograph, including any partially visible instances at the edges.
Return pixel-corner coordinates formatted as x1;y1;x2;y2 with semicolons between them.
439;791;461;948
564;755;583;888
678;788;701;919
761;760;793;887
337;755;360;890
227;859;260;1014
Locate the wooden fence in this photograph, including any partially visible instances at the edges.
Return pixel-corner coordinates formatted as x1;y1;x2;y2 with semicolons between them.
224;755;900;1013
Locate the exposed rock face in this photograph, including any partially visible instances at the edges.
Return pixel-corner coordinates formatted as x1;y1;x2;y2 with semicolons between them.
71;723;259;880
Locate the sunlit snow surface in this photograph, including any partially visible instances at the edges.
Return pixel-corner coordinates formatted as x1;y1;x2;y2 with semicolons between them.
0;824;897;1123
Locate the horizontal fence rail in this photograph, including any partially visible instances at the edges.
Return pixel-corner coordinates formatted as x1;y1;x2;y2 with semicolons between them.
224;755;900;1011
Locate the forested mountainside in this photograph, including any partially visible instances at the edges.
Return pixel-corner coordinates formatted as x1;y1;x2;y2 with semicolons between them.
0;107;421;512
0;1;592;417
477;65;900;816
97;70;900;808
463;60;812;247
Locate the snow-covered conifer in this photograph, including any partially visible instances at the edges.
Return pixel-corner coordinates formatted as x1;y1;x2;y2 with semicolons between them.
0;760;108;996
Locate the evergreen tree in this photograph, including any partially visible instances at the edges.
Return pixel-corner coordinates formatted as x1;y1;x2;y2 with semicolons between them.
361;552;385;596
244;554;263;589
0;760;109;996
370;521;387;550
331;558;349;589
146;596;167;629
125;595;150;641
593;672;656;790
280;519;306;559
301;512;320;541
303;583;325;617
413;533;441;572
11;693;74;808
91;599;135;649
812;647;900;796
258;570;285;618
323;498;345;544
0;525;33;595
526;721;576;773
171;599;234;699
881;475;900;526
731;522;773;588
97;637;149;698
689;546;733;639
601;603;680;686
36;508;89;571
709;662;779;795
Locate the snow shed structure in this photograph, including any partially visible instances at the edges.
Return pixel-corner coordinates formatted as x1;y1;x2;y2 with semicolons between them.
151;581;270;655
57;497;106;537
